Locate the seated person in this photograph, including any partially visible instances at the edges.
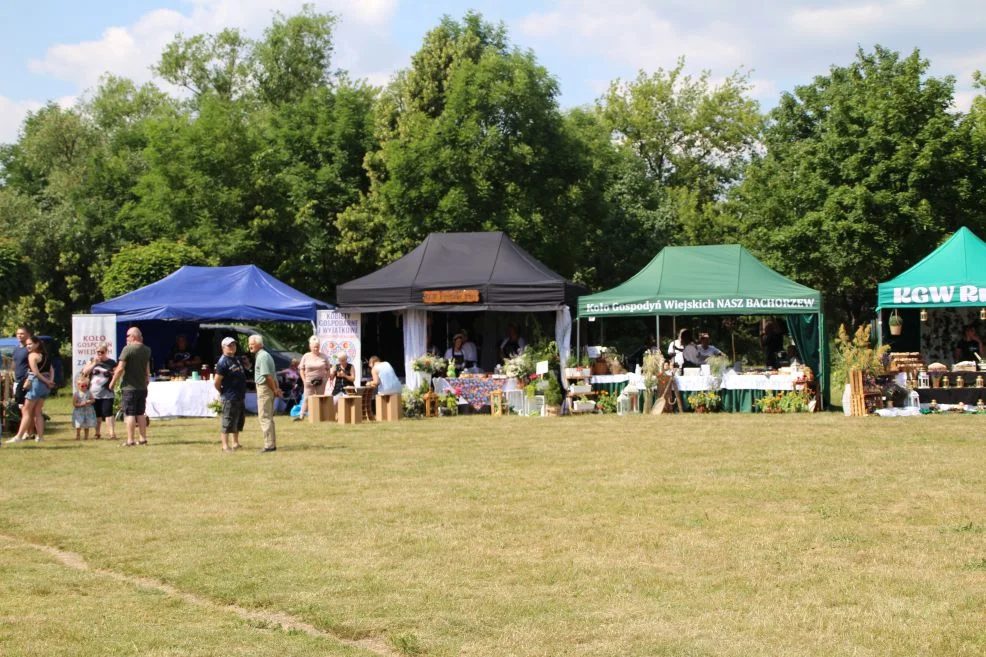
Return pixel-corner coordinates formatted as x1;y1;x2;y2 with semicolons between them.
499;324;527;360
167;334;201;375
461;331;478;368
279;358;303;407
367;356;402;395
330;352;355;397
695;333;723;365
781;343;799;366
954;324;984;362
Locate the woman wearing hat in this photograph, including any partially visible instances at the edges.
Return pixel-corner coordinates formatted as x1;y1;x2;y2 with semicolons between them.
445;333;478;371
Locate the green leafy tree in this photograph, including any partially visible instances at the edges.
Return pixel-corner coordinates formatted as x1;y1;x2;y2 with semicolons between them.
730;46;979;322
337;12;592;277
100;240;215;299
598;58;762;243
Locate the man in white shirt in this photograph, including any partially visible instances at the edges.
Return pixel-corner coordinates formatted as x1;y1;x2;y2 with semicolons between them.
695;332;723;365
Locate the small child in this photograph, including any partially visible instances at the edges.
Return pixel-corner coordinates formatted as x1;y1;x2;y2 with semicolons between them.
72;377;97;440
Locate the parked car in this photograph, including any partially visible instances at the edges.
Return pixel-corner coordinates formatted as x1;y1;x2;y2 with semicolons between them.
193;324;302;372
0;336;66;389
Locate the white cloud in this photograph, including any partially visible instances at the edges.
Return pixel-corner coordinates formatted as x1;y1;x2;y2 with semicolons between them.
0;97;42;145
26;1;401;99
516;0;986;109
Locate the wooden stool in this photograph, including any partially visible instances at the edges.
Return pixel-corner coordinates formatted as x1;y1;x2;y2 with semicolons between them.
489;389;504;417
376;393;402;421
309;395;334;422
338;395;362;425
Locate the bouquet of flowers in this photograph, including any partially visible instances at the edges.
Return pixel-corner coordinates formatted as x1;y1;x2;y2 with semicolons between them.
503;350;535;380
411;352;447;375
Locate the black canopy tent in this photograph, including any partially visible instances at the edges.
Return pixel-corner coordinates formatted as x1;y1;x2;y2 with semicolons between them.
336;232;585;312
336;232;586;387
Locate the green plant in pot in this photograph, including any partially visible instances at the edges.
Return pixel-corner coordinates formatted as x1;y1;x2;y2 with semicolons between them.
888;310;903;336
544;373;563;415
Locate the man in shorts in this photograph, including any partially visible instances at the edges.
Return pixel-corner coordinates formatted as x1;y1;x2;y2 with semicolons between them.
109;327;152;447
213;337;246;452
6;327;33;442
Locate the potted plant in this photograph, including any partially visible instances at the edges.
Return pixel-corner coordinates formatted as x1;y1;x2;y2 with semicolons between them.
889;310;903;336
755;392;783;414
544;373;563;416
687;390;721;413
439;391;459;416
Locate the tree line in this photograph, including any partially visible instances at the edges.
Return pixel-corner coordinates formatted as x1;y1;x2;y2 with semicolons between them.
2;7;986;341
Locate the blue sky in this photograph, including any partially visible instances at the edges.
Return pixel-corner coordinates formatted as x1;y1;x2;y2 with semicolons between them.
2;0;984;143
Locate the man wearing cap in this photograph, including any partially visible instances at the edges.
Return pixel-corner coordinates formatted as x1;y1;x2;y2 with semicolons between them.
695;332;723;365
214;337;246;452
248;334;281;453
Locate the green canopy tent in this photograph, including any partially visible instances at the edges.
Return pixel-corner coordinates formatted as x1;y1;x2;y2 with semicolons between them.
576;244;827;405
876;227;986;353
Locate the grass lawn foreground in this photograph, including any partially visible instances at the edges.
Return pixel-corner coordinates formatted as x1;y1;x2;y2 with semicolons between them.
1;396;985;656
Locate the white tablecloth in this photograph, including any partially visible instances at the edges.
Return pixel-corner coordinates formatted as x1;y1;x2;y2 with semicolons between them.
589;373;646;387
674;374;717;391
146;381;219;418
720;372;796;391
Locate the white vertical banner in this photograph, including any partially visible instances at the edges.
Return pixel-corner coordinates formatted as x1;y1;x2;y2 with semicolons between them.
316;310;362;383
71;314;117;384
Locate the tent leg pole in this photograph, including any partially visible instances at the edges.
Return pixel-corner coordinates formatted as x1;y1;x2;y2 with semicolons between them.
576;319;581;361
656;315;660;356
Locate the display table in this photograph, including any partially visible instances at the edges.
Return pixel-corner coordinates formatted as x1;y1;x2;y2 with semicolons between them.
146;380;219;418
917;388;986;406
434;376;511;410
589;373;646;396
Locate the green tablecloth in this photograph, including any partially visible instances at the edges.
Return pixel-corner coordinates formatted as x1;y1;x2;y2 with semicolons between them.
663;388;768;413
593;379;769;412
591;381;628;396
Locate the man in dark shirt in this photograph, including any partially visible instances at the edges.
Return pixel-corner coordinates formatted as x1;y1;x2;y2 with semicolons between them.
12;326;30;408
953;325;984;363
213;337;246;452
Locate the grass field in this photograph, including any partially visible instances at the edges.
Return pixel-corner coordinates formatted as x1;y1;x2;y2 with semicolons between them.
1;396;985;656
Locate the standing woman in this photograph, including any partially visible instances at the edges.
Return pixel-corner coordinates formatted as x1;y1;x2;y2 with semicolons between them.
297;337;330;421
10;337;56;443
81;342;117;440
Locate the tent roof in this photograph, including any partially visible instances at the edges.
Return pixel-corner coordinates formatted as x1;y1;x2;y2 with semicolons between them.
92;265;332;322
878;227;986;308
336;232;586;312
577;244;821;317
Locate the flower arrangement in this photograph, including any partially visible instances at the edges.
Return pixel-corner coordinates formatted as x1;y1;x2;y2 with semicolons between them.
595;390;617;414
705;354;733;379
504;350;535;380
686;390;721;412
411;353;447;375
755;390;813;413
206;399;223;415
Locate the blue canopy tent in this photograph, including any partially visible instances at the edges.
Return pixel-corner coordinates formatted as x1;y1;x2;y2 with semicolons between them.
93;265;332;322
91;265;333;366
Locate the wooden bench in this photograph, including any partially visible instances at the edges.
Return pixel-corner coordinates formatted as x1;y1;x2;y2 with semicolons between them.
308;394;334;423
375;393;402;422
338;395;362;425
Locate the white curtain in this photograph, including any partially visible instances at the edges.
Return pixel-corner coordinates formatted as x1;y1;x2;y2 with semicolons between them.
555;305;572;390
403;309;428;390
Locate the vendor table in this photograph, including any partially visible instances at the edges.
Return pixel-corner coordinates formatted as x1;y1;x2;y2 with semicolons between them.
146;380;218;418
589;374;646;396
434;376;510;410
917;388;986;406
588;372;801;413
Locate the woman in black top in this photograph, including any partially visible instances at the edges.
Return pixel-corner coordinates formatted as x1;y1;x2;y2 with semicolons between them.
331;353;355;395
9;337;55;442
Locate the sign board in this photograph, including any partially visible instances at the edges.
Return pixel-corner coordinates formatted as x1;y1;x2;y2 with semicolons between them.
71;314;117;384
535;360;549;375
582;297;818;316
422;289;480;304
316;310;362;384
